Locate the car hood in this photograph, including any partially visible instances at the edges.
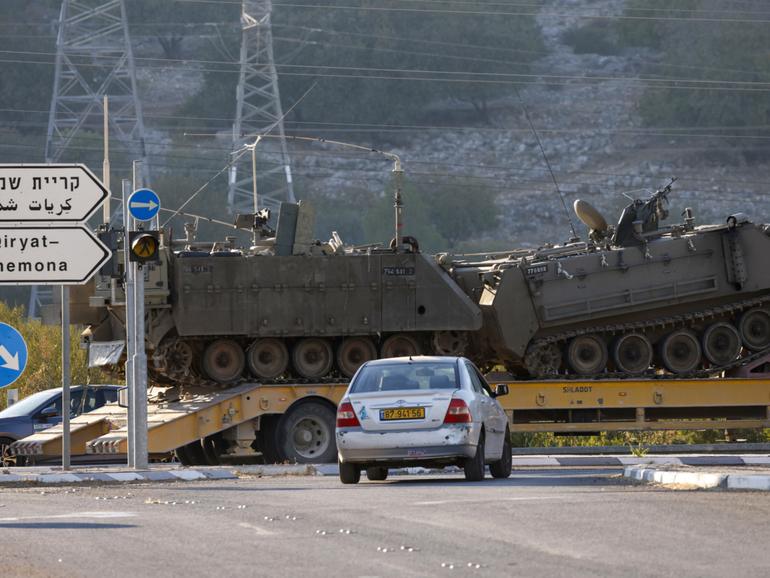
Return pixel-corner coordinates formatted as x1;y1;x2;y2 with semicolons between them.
0;416;33;438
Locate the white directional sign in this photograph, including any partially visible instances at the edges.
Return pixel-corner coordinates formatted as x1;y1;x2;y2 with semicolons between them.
0;226;110;284
0;164;108;222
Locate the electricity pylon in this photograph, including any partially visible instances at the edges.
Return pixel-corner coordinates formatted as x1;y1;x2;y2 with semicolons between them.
228;0;295;216
31;0;147;319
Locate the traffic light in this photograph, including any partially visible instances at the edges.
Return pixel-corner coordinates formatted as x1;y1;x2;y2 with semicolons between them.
128;231;160;264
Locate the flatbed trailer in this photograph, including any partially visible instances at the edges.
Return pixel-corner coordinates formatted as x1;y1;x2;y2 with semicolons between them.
11;374;770;464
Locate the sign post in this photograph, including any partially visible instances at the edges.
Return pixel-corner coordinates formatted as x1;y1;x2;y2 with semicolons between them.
125;184;159;470
0;164;111;470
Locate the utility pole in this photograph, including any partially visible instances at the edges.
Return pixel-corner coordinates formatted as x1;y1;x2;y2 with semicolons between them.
229;0;295;216
31;0;147;319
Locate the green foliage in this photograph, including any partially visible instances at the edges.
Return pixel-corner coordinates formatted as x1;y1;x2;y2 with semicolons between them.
563;21;620;56
0;302;115;412
616;0;770;147
511;428;770;449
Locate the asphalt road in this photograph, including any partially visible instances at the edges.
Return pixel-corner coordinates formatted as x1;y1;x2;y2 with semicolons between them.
1;468;768;577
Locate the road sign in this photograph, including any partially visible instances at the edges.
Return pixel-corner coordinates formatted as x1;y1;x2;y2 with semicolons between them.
0;226;110;285
0;164;108;222
0;322;28;389
127;188;160;222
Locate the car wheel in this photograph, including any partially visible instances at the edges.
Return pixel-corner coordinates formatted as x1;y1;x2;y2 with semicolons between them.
366;466;388;481
339;459;360;484
463;430;486;482
489;428;512;479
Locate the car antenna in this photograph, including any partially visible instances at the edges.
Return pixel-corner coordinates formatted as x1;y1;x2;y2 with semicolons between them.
514;87;579;242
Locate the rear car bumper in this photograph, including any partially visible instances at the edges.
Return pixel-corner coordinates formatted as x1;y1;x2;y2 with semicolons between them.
336;423;479;464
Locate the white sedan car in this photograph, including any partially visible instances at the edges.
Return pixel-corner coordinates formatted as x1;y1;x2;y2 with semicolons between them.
335;356;512;484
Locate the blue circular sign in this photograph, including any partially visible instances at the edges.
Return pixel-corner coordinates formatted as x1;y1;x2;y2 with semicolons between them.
128;188;161;222
0;322;28;389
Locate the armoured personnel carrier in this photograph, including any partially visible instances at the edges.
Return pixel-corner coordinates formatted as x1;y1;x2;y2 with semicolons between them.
447;180;770;378
76;201;481;384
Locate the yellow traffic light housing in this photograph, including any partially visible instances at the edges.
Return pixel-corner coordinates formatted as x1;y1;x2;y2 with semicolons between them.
128;231;160;264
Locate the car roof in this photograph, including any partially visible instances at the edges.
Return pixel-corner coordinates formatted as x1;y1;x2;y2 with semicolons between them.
361;356;463;367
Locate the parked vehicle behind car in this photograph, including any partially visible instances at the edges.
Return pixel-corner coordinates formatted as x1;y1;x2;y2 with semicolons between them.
0;384;121;466
335;356;512;484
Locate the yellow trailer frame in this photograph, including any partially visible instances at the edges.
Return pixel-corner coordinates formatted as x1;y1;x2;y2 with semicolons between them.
11;376;770;459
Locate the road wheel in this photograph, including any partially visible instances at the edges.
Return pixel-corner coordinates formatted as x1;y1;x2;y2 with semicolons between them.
660;329;702;374
613;333;653;374
248;338;289;380
339;459;360;484
366;466;388;481
702;322;742;365
202;339;245;383
381;334;421;358
276;401;337;463
337;337;377;378
489;428;512;479
463;430;486;482
739;308;770;351
566;335;608;375
524;343;562;378
292;338;333;379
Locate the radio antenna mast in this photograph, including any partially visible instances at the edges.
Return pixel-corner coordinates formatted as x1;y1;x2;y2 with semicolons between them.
514;88;578;241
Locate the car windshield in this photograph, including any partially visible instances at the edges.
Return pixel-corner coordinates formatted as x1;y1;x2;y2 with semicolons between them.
349;361;459;393
0;389;60;419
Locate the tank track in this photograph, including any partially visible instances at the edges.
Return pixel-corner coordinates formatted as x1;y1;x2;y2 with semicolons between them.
527;295;770;380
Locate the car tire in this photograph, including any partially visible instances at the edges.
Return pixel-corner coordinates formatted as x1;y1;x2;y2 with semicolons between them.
339;459;360;484
463;430;486;482
366;466;388;481
489;428;512;479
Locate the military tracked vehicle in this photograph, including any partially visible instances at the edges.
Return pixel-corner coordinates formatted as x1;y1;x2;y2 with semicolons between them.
76;201;482;384
76;179;770;383
446;180;770;378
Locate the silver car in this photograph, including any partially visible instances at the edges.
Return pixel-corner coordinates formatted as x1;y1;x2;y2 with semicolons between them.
335;356;512;484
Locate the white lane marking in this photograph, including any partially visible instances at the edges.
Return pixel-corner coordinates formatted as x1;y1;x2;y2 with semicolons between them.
238;522;276;536
0;511;136;522
413;496;566;506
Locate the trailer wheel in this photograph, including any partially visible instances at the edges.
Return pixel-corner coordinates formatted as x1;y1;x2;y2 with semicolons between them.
276;401;337;463
256;415;283;463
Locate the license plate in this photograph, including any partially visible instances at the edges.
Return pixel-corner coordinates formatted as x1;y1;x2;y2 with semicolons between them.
380;407;425;421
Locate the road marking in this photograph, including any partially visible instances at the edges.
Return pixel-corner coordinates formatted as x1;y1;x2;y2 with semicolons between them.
0;511;136;522
413;496;566;506
238;522;276;536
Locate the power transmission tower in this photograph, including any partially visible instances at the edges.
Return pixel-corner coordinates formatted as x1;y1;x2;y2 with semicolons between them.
31;0;147;319
229;0;295;216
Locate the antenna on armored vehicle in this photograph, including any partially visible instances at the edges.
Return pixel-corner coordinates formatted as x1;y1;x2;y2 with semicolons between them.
513;89;579;242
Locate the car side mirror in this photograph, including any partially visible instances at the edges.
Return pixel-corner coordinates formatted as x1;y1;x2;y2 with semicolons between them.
494;384;509;397
38;406;59;419
117;386;129;409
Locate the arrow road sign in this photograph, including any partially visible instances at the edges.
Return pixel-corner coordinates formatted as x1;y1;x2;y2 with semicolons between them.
128;188;161;222
0;323;27;389
0;226;110;285
0;164;108;223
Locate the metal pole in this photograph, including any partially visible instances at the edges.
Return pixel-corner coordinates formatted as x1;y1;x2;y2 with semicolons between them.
122;179;135;468
103;95;111;224
61;285;71;471
132;260;148;469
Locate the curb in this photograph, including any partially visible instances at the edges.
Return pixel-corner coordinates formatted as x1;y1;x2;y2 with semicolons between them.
623;465;770;491
513;455;770;467
0;468;238;486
